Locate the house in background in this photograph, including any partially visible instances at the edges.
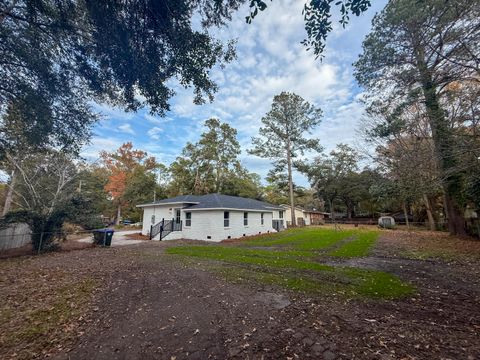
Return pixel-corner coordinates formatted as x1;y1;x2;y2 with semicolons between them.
281;205;306;226
303;209;327;225
137;194;285;242
280;204;327;227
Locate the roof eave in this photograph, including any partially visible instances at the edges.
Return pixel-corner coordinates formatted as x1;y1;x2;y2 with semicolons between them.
186;207;274;212
137;201;200;208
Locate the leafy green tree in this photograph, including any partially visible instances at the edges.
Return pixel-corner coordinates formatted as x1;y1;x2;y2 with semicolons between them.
0;150;81;251
169;118;246;195
222;170;263;199
2;0;373;120
265;167;317;208
76;165;111;219
354;0;480;235
1;1;237;121
0;89;95;215
295;188;324;211
300;144;359;220
249;92;322;226
123;166;167;222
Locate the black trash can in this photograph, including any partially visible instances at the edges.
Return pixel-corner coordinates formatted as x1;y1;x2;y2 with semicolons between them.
93;229;114;246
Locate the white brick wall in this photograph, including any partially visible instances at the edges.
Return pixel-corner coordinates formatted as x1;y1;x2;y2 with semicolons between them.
181;210;275;241
140;204;279;242
140;205;184;240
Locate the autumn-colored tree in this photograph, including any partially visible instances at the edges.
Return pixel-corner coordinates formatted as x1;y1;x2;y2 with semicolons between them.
101;143;157;224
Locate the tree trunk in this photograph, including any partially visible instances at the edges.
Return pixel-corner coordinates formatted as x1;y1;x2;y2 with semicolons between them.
329;199;335;223
444;194;466;236
2;169;16;216
115;204;121;225
423;194;436;231
286;142;296;227
346;201;354;219
403;201;410;229
415;46;466;235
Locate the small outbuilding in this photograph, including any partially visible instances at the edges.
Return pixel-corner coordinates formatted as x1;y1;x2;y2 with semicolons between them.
378;216;395;229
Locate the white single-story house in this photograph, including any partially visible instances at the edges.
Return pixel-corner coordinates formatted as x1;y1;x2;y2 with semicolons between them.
137;194;285;242
280;204;327;226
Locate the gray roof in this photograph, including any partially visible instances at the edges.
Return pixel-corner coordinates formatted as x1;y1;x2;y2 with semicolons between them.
152;195;203;204
139;194;283;211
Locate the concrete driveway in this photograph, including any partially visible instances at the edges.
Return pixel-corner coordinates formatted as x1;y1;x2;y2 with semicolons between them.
77;230;146;247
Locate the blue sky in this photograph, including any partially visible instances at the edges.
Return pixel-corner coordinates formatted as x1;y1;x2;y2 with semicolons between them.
82;0;388;186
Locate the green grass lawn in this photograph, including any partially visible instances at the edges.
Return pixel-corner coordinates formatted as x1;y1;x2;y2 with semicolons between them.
328;231;379;258
167;227;414;299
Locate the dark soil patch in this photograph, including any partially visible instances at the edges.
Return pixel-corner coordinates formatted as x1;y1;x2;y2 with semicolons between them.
0;244;34;259
0;240;93;259
2;234;480;360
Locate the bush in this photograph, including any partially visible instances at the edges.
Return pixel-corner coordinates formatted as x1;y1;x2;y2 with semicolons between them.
1;209;64;252
64;195;104;230
80;217;104;230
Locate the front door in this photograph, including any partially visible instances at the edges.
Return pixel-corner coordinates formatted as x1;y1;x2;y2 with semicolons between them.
174;209;181;224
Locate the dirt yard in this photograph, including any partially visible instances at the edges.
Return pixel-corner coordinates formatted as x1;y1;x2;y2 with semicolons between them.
1;228;479;360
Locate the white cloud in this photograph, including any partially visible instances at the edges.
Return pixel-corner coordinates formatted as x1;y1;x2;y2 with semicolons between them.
144;113;173;125
85;0;387;187
117;123;135;135
147;126;163;140
81;137;124;161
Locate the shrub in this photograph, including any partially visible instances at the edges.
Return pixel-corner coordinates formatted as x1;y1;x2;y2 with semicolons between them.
1;210;64;252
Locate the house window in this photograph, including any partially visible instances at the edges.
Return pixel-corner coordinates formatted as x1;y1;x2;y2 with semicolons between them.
175;209;181;224
244;212;248;226
279;211;284;219
224;211;230;227
185;212;191;227
151;215;155;224
261;213;264;225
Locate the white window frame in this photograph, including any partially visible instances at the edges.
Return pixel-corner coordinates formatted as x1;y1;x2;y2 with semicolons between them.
243;212;248;226
185;212;192;227
261;212;264;225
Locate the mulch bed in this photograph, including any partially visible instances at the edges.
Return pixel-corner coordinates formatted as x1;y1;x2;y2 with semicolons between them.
126;232;150;241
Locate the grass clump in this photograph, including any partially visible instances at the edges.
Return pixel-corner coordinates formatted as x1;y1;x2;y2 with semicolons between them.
341;267;414;298
244;227;354;250
329;231;379;258
167;245;330;271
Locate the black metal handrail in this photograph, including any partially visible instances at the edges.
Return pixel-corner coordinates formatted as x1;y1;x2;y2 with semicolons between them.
150;218;183;240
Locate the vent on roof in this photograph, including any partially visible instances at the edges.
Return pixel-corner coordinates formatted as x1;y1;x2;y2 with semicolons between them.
207;236;211;239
